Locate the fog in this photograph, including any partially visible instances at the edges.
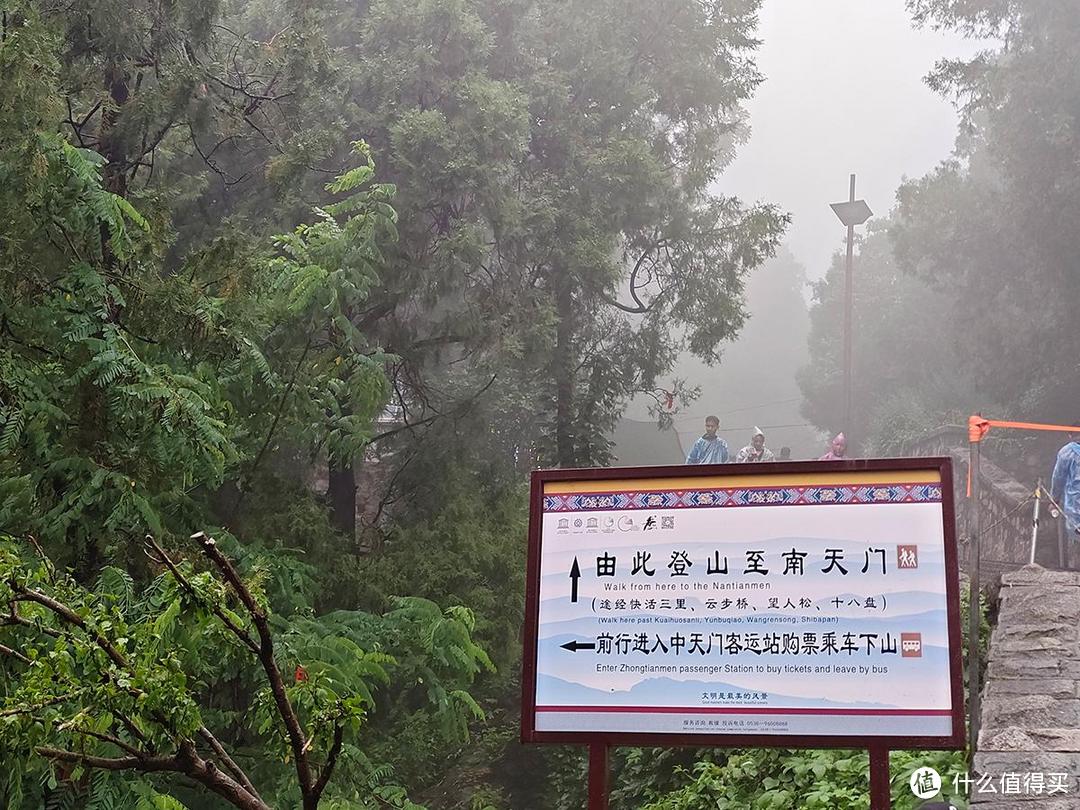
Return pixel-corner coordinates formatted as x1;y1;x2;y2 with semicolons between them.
722;0;987;280
612;0;993;464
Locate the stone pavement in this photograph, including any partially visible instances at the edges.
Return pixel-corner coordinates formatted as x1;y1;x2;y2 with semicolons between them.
973;564;1080;808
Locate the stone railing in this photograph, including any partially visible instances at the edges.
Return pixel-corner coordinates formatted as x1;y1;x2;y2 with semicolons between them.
903;427;1044;575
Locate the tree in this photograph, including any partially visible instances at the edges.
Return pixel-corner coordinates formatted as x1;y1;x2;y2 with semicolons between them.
803;2;1080;454
798;222;978;453
894;1;1080;423
0;1;394;563
1;11;496;805
305;0;787;488
0;531;488;809
502;0;788;467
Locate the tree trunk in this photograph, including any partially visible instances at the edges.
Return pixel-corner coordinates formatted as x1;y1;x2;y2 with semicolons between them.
553;268;575;467
98;61;130;197
328;459;356;538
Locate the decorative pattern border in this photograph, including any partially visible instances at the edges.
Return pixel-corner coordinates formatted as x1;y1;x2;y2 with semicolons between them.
542;483;941;513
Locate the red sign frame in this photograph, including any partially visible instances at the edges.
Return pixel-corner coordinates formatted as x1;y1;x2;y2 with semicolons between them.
520;457;965;751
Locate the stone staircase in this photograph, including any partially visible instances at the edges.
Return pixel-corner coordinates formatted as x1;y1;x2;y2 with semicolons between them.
903;431;1079;805
973;565;1080;807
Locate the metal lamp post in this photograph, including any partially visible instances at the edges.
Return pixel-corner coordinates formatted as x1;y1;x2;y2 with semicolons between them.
830;175;873;437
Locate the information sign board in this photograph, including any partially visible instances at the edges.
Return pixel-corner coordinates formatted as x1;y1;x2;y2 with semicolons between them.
521;459;964;749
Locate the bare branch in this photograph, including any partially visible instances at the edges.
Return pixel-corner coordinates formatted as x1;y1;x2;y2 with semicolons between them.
0;642;31;664
143;535;259;654
199;726;264;803
63;97;101;148
0;694;77;716
9;583;128;670
25;536;55;583
1;606;63;638
191;532;315;798
71;727;143;758
113;707;153;749
189;125;247;188
136;118;178;168
36;747;179;772
596;238;673;314
205;72;293;105
367;374;497;447
38;743;271;810
312;724;344;801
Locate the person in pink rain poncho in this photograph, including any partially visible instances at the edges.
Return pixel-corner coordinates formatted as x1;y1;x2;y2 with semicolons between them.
819;433;847;461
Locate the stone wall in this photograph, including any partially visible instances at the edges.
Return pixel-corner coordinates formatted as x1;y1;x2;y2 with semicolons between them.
973;565;1080;807
905;427;1052;574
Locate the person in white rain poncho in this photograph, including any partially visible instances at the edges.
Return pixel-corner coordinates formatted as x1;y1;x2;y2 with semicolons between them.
736;427;775;463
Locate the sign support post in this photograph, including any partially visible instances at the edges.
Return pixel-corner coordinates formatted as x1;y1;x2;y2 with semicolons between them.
588;743;609;810
868;744;890;808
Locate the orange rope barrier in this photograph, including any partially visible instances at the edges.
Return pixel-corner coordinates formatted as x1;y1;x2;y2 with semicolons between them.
966;415;1078;495
968;414;1079;442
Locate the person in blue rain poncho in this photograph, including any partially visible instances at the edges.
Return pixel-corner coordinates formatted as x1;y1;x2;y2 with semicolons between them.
685;415;729;464
1051;428;1080;536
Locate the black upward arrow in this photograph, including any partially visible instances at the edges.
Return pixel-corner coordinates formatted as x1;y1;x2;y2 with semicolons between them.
569;556;581;603
560;639;596;652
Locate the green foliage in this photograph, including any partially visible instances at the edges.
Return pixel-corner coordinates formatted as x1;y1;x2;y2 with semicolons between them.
0;533;489;809
2;1;808;807
798;221;980;451
642;748;968;810
357;470;527;675
630;582;991;810
0;128;231;564
0;41;395;566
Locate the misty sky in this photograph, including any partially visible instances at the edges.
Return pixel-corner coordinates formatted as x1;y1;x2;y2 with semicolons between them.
720;0;990;280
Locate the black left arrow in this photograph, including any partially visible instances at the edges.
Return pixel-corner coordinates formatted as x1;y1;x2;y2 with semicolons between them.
560;639;596;652
569;556;581;603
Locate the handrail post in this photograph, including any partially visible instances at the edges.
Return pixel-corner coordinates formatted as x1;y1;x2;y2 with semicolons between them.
1029;478;1042;566
968;434;982;761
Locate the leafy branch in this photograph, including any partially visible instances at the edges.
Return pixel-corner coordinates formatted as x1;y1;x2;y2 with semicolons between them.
0;533;361;809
